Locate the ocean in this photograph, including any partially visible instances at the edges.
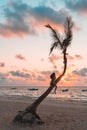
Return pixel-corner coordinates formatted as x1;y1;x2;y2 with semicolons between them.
0;86;87;101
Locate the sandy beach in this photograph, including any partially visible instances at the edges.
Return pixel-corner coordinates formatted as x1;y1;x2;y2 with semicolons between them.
0;96;87;130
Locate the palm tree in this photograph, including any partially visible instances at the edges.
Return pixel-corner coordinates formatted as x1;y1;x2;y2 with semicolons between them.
13;17;73;125
46;17;73;92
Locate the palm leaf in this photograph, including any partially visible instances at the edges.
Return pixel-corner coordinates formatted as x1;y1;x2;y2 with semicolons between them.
49;42;59;55
63;17;73;48
45;24;63;54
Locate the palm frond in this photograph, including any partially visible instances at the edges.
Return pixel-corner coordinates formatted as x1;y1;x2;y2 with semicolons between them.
63;17;73;48
49;42;59;55
45;24;63;54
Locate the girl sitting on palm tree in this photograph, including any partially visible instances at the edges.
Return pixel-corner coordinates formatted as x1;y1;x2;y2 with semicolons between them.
50;72;57;94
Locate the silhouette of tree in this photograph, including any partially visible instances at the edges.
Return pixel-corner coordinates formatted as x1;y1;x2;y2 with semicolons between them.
13;17;73;125
46;16;73;93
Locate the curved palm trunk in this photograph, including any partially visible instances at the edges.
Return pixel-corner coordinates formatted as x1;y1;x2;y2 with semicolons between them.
25;48;67;113
13;48;67;124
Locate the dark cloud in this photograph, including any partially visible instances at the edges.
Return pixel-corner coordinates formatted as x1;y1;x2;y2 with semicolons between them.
29;6;68;25
72;68;87;76
41;71;51;76
9;70;30;78
41;70;59;77
37;75;46;81
65;0;87;15
16;54;26;60
0;72;9;85
0;73;7;80
0;71;32;86
0;1;69;37
0;62;5;67
0;1;35;37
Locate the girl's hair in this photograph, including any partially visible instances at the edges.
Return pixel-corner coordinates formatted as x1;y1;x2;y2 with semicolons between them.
50;72;55;79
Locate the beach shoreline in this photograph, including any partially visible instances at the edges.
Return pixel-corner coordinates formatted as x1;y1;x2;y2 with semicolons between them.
0;95;87;130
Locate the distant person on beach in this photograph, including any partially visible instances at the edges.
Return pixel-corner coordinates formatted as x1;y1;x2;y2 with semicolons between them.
50;72;57;94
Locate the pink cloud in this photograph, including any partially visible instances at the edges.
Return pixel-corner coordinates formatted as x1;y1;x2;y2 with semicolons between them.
49;53;61;69
75;54;83;60
41;58;44;61
0;62;5;67
81;10;87;16
69;64;75;67
49;53;61;62
16;54;26;61
0;26;29;38
67;54;83;61
33;17;64;32
67;55;74;60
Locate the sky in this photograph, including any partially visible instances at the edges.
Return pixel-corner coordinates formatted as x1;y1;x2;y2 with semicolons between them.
0;0;87;86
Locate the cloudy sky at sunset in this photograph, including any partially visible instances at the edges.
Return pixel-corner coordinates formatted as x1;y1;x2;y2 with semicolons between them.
0;0;87;86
